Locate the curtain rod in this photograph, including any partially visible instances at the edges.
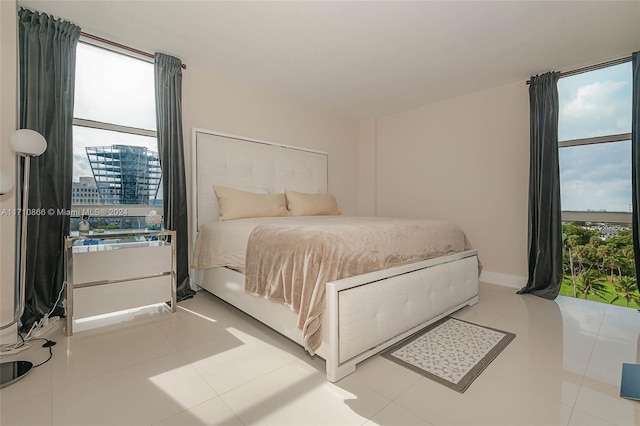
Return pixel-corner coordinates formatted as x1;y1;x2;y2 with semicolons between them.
80;32;187;69
526;55;631;85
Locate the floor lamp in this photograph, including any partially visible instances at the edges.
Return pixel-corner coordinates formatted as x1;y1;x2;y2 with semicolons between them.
0;129;47;388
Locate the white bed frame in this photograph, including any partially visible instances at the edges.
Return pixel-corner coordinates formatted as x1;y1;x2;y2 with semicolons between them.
191;128;479;382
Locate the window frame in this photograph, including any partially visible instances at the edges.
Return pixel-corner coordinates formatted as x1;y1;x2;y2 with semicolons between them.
558;61;632;224
70;39;160;219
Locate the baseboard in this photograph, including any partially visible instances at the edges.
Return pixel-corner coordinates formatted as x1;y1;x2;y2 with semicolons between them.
479;270;527;289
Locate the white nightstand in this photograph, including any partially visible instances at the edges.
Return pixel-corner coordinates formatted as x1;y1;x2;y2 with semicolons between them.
64;229;177;335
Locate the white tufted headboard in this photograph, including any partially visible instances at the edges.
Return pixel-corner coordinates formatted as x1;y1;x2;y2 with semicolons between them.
191;128;328;234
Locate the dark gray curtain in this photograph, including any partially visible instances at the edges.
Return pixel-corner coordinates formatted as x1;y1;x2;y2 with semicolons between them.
631;51;640;293
17;8;80;328
154;53;195;301
517;72;563;300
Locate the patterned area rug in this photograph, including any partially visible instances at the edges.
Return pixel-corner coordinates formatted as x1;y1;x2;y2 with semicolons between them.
381;317;515;393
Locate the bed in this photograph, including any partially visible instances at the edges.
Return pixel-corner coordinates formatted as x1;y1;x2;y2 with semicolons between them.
190;129;479;382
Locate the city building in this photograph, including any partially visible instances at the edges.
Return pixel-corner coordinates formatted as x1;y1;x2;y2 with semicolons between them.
86;145;161;205
71;176;100;205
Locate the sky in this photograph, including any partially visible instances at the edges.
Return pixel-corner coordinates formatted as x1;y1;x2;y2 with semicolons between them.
558;62;632;213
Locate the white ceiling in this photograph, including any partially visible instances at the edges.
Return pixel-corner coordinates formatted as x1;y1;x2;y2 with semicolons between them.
18;1;640;118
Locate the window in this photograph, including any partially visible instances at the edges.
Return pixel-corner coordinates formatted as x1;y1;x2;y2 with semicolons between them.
558;61;637;308
558;62;632;220
72;42;161;230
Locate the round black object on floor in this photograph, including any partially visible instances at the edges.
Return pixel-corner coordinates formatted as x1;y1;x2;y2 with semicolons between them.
0;360;33;389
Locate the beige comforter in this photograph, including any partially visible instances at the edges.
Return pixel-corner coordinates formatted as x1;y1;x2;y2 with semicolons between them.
244;216;476;354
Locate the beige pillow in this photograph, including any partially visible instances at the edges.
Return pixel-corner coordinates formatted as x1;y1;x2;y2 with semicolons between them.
213;185;289;221
285;189;341;216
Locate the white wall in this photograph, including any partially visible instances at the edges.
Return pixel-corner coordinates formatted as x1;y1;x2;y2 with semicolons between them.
369;81;530;286
0;0;18;342
358;118;376;216
182;65;360;224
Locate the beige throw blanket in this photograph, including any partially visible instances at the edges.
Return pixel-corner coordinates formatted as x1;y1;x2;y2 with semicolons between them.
244;216;476;354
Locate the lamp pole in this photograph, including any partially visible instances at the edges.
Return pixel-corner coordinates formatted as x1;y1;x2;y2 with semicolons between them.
0;129;47;389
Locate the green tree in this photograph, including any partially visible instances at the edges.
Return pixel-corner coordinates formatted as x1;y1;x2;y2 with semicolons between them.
576;243;598;272
616;231;635;276
597;243;619;282
610;276;640;308
619;246;635;277
564;234;582;297
561;222;637;309
577;269;610;301
562;223;599;245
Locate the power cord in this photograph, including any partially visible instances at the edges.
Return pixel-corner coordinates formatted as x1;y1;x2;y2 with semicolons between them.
25;336;56;368
0;341;31;355
47;280;66;318
1;329;31;355
23;281;66;341
0;332;56;369
0;283;64;365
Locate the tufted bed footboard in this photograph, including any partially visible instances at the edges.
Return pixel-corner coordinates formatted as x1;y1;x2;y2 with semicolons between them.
325;250;478;381
194;249;478;382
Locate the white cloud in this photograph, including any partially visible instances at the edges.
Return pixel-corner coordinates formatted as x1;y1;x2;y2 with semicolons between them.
559;79;631;140
563;81;627;118
559;141;631;212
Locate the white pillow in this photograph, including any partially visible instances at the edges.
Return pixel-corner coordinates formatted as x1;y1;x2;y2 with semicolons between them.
213;185;289;221
212;185;267;216
285;189;341;216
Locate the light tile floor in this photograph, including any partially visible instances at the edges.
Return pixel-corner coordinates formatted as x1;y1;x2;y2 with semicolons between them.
2;282;640;425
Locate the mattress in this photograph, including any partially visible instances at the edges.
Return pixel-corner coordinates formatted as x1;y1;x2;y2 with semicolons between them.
191;216;286;272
